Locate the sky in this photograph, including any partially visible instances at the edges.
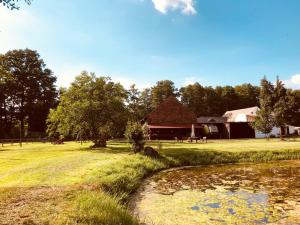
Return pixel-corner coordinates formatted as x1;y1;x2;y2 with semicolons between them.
0;0;300;90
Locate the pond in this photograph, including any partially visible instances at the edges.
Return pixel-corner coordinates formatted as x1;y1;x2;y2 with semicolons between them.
132;160;300;225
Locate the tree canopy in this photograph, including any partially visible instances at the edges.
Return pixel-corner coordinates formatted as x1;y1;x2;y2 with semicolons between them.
47;71;128;147
0;49;57;139
253;77;275;138
151;80;178;108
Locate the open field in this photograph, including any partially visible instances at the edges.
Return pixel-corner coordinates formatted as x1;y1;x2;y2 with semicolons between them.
0;139;300;224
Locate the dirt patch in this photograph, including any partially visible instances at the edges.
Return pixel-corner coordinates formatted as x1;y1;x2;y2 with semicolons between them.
0;186;76;225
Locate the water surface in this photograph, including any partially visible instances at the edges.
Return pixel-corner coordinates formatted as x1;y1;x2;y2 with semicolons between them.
132;161;300;225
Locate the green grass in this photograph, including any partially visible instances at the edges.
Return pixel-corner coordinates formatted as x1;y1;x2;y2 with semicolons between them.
0;138;300;224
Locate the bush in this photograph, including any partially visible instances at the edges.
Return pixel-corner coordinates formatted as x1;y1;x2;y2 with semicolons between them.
124;121;146;153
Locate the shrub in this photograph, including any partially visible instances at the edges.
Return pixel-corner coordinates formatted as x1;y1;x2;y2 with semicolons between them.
124;121;146;153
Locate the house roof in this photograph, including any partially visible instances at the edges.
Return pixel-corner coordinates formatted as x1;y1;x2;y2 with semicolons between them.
148;124;202;129
223;106;259;122
146;96;197;125
197;116;227;124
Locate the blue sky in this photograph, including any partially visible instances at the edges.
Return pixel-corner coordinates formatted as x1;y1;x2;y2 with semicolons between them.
0;0;300;89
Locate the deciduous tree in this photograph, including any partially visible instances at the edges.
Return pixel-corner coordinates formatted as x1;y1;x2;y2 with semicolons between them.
47;71;127;148
253;77;274;138
151;80;178;108
0;49;57;138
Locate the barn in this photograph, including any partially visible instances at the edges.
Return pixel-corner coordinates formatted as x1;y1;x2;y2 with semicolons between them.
145;96;202;140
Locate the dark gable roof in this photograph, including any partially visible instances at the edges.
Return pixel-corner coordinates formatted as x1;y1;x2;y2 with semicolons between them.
197;116;227;124
147;96;197;125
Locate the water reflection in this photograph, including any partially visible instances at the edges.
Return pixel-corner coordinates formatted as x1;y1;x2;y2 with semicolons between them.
133;161;300;225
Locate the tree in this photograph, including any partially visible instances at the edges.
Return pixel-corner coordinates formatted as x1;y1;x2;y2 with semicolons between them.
1;0;31;10
139;88;153;118
124;121;145;153
0;49;57;138
180;82;207;116
253;77;275;138
220;85;239;111
234;83;260;108
289;90;300;126
204;86;224;116
272;77;291;139
127;84;143;121
47;71;127;148
151;80;178;108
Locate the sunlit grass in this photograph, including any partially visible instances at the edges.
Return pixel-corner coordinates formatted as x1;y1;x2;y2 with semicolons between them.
0;138;299;224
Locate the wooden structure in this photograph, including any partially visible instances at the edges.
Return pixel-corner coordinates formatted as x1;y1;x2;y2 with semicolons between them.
146;97;202;140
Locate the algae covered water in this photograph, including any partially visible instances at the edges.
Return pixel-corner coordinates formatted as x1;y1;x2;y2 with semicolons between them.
133;161;300;225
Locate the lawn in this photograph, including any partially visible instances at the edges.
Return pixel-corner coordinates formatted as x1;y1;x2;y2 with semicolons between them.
0;139;300;225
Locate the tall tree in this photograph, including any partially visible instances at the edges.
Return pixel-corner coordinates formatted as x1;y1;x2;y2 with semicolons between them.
253;77;275;138
139;88;153;119
290;90;300;126
127;84;142;121
206;86;224;115
272;77;290;139
0;49;57;137
180;83;207;116
234;83;260;108
151;80;178;108
47;72;127;148
221;85;239;112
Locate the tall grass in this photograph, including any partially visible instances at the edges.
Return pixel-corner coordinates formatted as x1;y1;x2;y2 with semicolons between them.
59;191;138;225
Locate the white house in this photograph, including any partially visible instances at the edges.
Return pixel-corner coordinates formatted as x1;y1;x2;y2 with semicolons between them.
223;106;297;138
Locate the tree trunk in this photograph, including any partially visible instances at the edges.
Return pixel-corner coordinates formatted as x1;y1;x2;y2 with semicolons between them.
280;126;285;141
91;138;107;148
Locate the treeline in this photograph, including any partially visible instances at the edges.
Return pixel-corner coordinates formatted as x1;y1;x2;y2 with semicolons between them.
254;77;300;137
0;49;57;139
1;49;300;140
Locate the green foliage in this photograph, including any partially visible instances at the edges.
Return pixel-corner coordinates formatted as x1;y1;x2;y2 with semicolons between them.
180;82;260;116
151;80;178;108
124;121;145;153
0;0;31;10
273;77;290;130
290;90;300;126
253;77;275;137
126;84;147;121
0;49;57;138
272;77;299;136
46;71;127;147
234;83;260;108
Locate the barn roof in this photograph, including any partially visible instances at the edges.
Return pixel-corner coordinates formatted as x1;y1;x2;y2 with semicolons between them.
197;116;227;124
223;106;259;122
146;96;197;125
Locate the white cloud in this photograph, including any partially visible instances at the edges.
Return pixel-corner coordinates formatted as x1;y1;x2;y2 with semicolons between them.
151;0;196;15
284;74;300;89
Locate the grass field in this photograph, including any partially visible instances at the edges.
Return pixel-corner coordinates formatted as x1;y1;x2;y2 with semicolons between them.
0;139;300;224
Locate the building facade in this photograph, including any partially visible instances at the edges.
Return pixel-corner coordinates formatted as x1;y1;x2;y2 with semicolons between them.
145;98;298;140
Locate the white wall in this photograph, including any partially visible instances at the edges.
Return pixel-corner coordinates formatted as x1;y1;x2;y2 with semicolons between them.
255;125;297;138
235;114;248;122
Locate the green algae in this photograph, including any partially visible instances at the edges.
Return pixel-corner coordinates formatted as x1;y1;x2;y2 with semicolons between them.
133;161;300;225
